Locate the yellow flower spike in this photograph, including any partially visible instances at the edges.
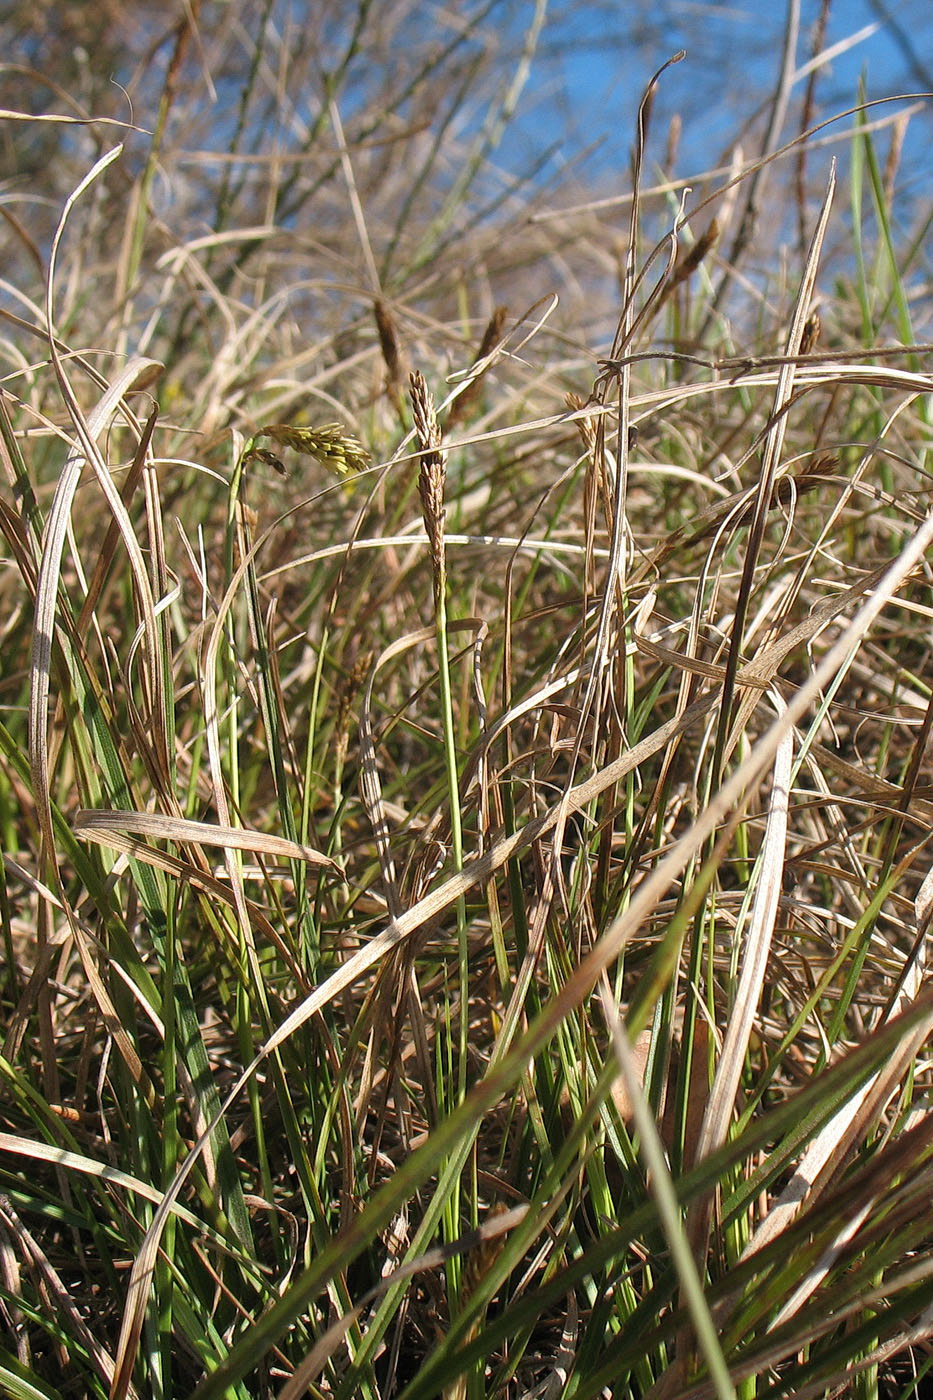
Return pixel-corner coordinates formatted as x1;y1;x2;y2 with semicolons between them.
256;422;371;478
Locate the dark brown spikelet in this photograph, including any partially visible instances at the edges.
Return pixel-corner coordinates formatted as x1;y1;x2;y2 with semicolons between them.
567;390;614;578
447;305;508;428
800;309;822;356
682;452;836;552
409;370;447;602
242;445;288;476
665;111;682;171
374;298;406;411
566;390;597;457
668;217;720;294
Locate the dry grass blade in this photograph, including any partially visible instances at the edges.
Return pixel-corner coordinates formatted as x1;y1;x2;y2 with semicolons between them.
0;1133;225;1236
73;808;340;870
699;699;793;1164
29;354;161;870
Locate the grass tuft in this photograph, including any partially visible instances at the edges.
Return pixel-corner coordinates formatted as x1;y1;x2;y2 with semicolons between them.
1;5;932;1399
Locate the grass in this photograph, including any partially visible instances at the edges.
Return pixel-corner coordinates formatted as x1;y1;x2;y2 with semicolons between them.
1;4;933;1397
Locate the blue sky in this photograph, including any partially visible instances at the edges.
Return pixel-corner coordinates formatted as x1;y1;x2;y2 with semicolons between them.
495;0;931;201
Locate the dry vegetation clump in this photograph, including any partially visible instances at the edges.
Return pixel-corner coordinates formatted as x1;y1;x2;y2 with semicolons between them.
1;4;932;1399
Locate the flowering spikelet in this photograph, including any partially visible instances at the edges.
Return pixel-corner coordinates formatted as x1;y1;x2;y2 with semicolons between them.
409;370;447;603
245;422;370;478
